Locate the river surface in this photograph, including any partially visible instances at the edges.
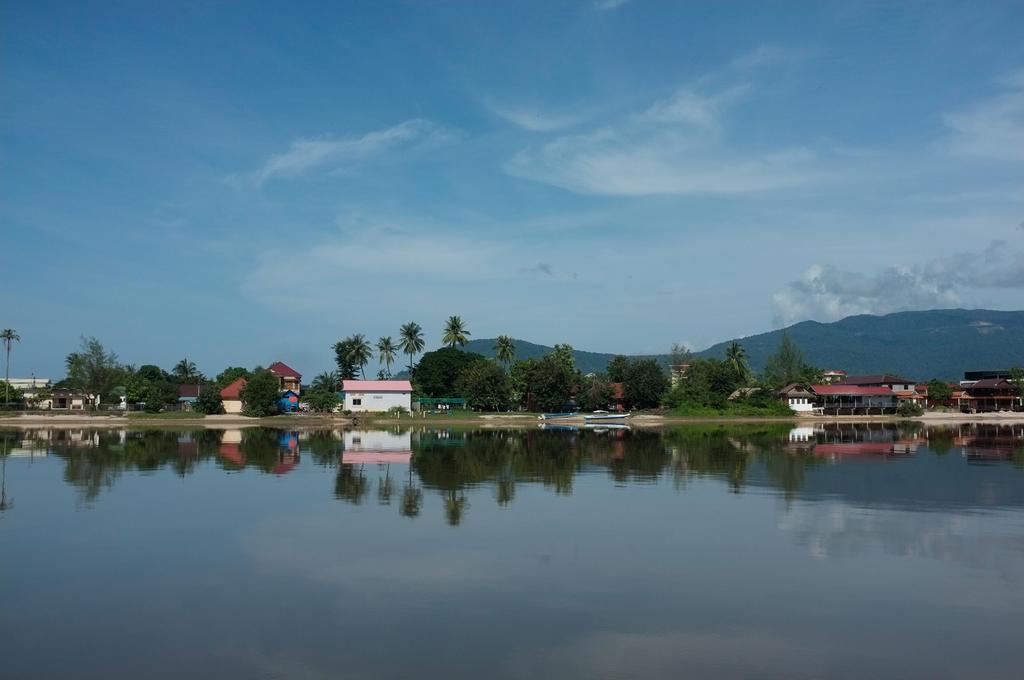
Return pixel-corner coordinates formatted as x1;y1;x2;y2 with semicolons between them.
2;423;1023;679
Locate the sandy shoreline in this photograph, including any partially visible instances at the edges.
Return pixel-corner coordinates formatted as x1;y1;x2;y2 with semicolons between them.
3;411;1023;429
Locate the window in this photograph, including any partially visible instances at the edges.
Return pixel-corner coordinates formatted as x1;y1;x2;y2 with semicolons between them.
352;398;362;406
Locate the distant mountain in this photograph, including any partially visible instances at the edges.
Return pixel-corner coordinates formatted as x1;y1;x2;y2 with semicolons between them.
465;309;1024;380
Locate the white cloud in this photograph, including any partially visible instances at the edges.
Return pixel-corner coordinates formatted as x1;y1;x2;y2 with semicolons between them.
943;69;1024;162
594;0;631;11
505;63;822;196
771;238;1024;326
484;99;585;132
251;119;450;185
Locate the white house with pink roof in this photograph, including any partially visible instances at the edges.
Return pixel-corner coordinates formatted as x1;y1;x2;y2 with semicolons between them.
339;379;413;413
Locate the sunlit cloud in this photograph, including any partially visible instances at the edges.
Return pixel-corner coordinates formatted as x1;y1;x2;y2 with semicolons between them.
771;238;1024;326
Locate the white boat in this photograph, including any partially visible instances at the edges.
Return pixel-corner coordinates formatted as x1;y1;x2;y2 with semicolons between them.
583;411;631;422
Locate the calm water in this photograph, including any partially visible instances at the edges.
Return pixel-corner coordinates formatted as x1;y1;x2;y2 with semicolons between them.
2;423;1023;679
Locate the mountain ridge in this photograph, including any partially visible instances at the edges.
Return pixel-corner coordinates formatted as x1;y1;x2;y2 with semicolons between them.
461;309;1024;380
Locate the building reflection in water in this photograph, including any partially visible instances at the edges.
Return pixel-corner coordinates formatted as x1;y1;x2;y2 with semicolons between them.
1;423;1020;520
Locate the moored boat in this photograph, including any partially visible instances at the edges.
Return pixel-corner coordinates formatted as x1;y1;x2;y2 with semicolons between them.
583;411;631;422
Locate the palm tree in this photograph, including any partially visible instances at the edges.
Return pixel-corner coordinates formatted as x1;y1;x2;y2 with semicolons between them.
1;329;20;406
494;335;516;369
399;322;425;373
173;358;200;384
377;336;398;378
347;334;372;379
311;371;339;392
442;315;470;348
725;341;749;382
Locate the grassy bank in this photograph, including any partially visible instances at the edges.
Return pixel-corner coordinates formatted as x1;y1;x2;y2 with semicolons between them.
667;403;796;418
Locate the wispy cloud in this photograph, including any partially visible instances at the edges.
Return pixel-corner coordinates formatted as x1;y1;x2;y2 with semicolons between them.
594;0;631;11
483;99;585;132
246;119;450;186
942;69;1024;162
771;238;1024;326
505;54;822;196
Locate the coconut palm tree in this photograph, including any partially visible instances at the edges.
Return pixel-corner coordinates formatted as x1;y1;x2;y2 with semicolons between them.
377;336;398;378
1;329;20;406
494;335;516;369
725;341;749;382
347;334;372;379
173;358;201;384
399;322;425;373
311;371;339;392
442;315;470;348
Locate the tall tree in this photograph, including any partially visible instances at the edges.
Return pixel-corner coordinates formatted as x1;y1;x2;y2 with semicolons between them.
623;358;670;409
172;358;202;384
494;335;516;369
724;341;750;383
442;315;470;348
1;329;19;406
377;336;398;378
333;338;359;379
346;334;372;379
399;321;425;373
763;333;810;388
64;336;126;402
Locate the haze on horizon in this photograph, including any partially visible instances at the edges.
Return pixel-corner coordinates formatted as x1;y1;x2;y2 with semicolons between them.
3;1;1024;379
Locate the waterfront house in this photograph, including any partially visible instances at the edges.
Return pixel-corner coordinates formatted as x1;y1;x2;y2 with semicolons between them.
339;379;412;413
822;369;847;384
958;379;1022;413
178;384;200;410
268;361;302;394
778;383;816;413
220;378;247;414
840;374;921;406
840;374;917;392
50;389;91;410
810;384;899;415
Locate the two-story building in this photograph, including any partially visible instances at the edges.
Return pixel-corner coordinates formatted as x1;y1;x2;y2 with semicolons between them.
268;361;302;394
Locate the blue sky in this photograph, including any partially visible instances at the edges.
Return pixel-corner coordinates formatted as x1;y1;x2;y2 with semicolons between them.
3;0;1024;380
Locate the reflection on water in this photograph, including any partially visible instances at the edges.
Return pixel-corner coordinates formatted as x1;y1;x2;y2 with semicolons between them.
2;423;1023;679
2;423;1023;516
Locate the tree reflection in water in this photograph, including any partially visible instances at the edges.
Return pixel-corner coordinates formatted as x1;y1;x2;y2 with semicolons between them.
6;422;1022;520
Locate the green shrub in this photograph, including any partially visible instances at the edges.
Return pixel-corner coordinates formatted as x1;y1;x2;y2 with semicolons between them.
897;400;924;418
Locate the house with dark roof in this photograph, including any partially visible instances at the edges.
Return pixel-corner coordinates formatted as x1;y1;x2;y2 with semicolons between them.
810;384;899;415
268;361;302;394
778;383;816;413
178;384;201;410
958;379;1022;413
840;374;917;391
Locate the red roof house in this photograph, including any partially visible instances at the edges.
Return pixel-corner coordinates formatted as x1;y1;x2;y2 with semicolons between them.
220;378;247;414
269;361;302;393
220;378;247;399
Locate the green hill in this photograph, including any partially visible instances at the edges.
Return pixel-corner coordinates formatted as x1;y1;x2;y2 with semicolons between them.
464;309;1024;380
